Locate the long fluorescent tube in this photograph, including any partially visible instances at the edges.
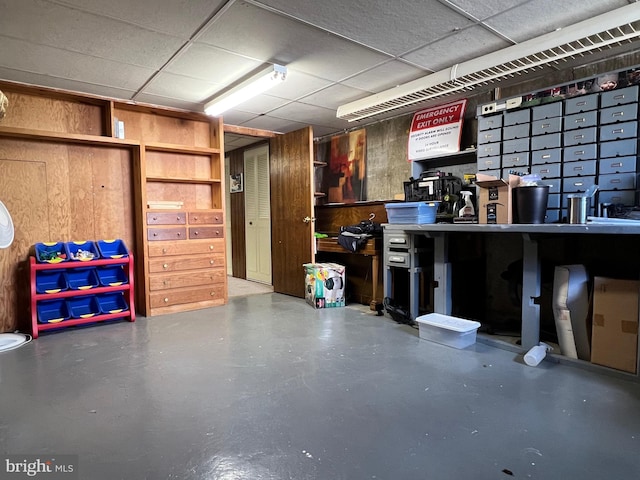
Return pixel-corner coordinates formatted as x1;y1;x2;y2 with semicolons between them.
204;64;287;117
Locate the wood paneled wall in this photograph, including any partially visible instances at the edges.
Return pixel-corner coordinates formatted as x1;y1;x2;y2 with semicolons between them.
228;148;246;278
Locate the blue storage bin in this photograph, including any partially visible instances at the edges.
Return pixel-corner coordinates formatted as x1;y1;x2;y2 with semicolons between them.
35;270;69;294
66;241;100;261
385;202;439;224
97;239;128;259
66;268;99;290
67;296;101;319
37;299;70;324
96;265;128;287
34;242;69;263
97;293;129;315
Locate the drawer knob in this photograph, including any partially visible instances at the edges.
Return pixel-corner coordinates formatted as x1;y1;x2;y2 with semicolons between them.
176;232;181;237
210;260;215;265
193;216;198;221
215;230;220;235
153;232;158;237
163;263;169;269
164;297;169;303
215;216;220;222
194;231;199;236
162;248;167;254
152;216;158;221
209;245;214;250
210;292;215;297
163;280;168;286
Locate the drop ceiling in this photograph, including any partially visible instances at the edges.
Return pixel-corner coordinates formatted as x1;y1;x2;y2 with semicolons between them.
1;0;639;152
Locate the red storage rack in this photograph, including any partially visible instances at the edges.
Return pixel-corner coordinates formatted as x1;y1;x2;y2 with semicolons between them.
30;254;135;338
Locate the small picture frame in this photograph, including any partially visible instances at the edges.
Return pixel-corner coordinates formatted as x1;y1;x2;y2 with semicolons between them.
230;173;243;193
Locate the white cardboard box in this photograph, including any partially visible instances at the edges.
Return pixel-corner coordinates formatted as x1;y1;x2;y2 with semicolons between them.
416;313;481;349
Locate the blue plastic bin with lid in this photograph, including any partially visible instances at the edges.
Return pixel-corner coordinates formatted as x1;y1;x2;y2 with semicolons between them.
384;201;440;224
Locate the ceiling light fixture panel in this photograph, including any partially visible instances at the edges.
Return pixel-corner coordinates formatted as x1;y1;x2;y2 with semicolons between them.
205;64;287;117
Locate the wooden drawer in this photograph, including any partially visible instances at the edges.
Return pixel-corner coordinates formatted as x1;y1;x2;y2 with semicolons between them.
148;252;225;273
189;211;223;225
148;239;224;257
149;268;226;291
146;212;186;225
147;227;186;241
189;226;224;239
150;284;225;308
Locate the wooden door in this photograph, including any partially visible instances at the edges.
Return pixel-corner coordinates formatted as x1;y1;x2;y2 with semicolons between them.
270;127;315;297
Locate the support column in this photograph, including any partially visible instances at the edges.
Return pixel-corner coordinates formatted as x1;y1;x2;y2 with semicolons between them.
521;233;541;350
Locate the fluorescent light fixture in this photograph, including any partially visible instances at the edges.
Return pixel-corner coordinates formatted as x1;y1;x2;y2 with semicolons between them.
205;64;287;117
337;3;640;122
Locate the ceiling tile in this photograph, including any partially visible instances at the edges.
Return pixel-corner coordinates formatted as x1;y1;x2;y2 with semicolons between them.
254;0;475;56
141;72;220;102
0;36;155;92
484;0;631;42
54;0;226;38
445;0;530;20
0;66;136;100
229;94;292;115
132;93;203;111
166;44;262;85
0;0;186;69
341;61;431;92
197;1;392;81
298;84;372;110
403;25;510;71
239;114;308;133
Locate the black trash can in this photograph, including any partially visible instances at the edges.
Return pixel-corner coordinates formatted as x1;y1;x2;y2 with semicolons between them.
514;185;549;224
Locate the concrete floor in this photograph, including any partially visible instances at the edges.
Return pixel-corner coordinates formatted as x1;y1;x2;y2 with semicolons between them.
2;293;640;479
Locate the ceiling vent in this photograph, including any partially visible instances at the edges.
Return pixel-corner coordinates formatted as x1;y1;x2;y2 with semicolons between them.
337;3;640;122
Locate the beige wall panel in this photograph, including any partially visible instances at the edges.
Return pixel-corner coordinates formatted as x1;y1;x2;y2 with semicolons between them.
145;151;212;178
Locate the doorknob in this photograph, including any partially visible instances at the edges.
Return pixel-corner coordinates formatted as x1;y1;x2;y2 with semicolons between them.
303;216;315;223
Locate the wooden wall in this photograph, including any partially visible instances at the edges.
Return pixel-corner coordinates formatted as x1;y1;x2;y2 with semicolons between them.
0;138;135;332
228;148;246;279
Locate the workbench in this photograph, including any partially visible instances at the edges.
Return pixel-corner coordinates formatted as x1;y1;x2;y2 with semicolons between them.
383;222;640;378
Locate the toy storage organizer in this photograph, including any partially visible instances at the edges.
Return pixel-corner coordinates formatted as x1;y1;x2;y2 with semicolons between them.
30;243;135;338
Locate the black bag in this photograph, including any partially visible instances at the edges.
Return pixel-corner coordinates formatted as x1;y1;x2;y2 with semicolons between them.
337;216;382;252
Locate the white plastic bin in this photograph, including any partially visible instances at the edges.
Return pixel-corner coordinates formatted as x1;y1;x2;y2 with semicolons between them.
416;313;481;349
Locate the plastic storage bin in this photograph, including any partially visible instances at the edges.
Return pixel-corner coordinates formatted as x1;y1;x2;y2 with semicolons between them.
385;202;439;224
35;270;69;294
66;268;99;290
35;242;68;263
66;241;100;261
96;265;128;287
97;239;128;259
37;299;70;324
416;313;481;349
67;296;101;319
97;293;129;315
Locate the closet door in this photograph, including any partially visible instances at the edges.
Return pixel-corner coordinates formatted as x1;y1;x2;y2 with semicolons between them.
244;145;272;284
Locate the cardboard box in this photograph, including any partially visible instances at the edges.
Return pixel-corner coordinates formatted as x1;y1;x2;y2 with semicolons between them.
591;277;639;373
303;263;346;308
475;173;520;224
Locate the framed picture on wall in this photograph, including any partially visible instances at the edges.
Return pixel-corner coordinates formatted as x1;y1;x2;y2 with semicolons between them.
230;173;243;193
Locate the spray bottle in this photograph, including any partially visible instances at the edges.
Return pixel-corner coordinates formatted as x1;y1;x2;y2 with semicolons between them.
459;191;475;217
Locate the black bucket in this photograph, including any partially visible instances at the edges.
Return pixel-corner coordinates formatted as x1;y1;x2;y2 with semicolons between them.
514;185;549;224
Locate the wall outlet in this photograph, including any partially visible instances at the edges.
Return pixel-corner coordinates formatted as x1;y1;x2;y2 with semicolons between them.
481;102;497;114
